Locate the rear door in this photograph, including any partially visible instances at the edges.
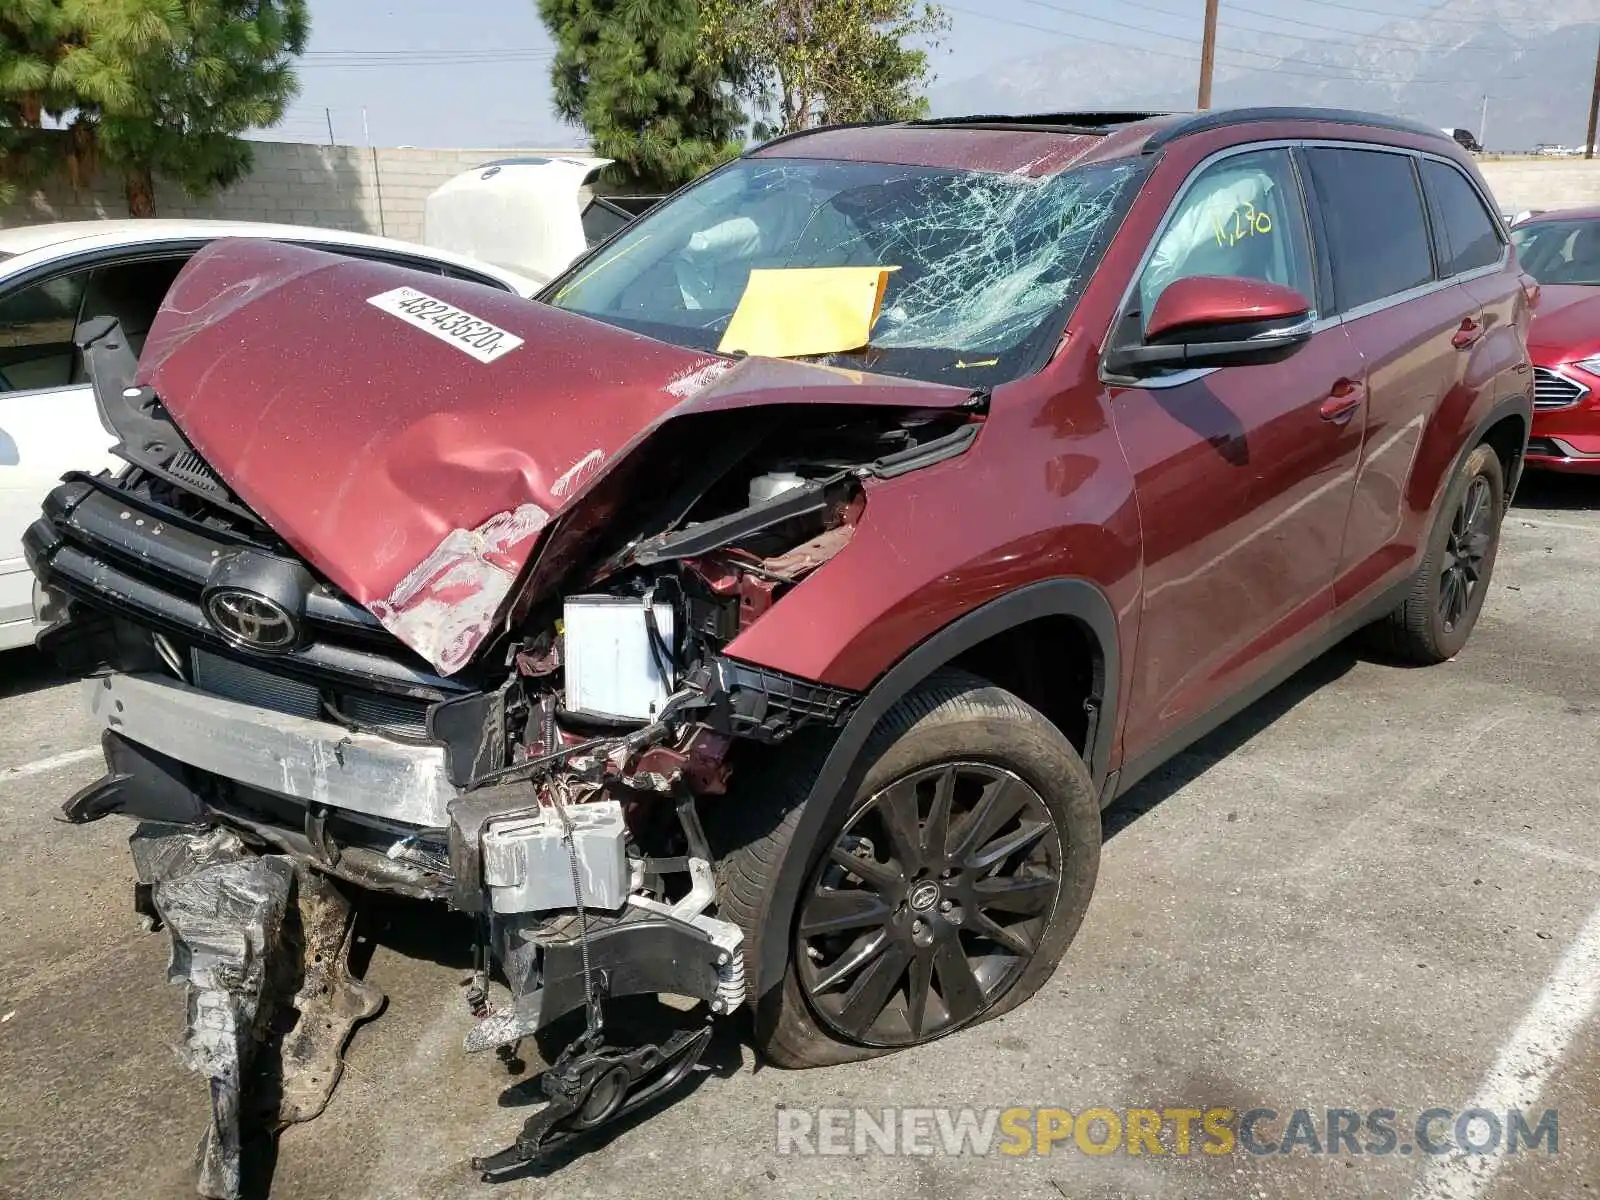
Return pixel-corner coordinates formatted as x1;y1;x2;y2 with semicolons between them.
1109;145;1367;762
1420;156;1526;443
1302;145;1486;607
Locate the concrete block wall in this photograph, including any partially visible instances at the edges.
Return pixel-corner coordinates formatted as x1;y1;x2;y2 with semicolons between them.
7;143;1600;244
0;140;585;243
1477;158;1600;214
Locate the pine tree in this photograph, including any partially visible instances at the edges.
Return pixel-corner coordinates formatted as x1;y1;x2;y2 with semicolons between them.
538;0;743;192
0;0;78;203
0;1;307;216
58;0;309;216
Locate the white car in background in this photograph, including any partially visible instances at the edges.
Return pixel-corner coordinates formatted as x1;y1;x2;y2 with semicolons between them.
424;156;660;281
0;219;542;651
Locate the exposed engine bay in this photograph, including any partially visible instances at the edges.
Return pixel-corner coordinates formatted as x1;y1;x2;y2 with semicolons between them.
25;277;984;1194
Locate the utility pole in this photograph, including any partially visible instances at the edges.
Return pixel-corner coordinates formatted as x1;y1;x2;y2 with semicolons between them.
365;107;388;237
325;107;336;147
1480;93;1489;150
1197;0;1220;110
1587;31;1600;159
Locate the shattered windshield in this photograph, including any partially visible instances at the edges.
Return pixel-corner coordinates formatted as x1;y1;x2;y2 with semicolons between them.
547;156;1144;385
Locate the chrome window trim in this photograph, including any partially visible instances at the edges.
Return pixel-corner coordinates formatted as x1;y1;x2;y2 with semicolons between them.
1336;275;1454;323
1114;365;1216;391
0;381;94;401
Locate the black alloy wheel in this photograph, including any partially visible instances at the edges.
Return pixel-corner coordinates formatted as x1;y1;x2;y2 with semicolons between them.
794;760;1062;1048
1440;475;1493;633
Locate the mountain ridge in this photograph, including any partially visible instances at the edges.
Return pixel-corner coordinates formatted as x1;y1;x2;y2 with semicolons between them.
929;0;1600;150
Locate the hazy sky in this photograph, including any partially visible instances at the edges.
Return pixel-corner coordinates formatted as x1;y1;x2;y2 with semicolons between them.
266;0;1433;149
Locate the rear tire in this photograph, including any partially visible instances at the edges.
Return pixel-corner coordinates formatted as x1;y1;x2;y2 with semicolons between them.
712;669;1101;1068
1369;442;1505;664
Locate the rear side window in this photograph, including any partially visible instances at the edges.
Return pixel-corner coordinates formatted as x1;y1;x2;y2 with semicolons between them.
1305;148;1433;312
1421;159;1503;276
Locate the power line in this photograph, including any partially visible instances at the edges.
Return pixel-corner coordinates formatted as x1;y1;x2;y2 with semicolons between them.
1009;0;1514;75
1083;0;1512;54
1222;1;1519;50
1111;0;1566;46
944;3;1548;85
300;46;554;58
1294;0;1560;25
297;56;553;69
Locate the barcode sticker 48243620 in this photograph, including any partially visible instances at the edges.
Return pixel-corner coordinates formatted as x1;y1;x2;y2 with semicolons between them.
366;286;526;364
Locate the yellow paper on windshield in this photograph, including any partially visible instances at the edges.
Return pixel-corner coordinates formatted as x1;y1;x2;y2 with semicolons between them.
718;266;898;358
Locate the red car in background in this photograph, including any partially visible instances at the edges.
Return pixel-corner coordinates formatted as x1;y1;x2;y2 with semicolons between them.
1512;207;1600;472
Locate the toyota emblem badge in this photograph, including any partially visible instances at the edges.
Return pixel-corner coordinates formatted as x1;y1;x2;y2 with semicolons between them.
204;588;298;651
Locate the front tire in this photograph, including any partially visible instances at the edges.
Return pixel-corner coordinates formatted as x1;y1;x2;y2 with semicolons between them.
1370;442;1505;665
714;669;1101;1068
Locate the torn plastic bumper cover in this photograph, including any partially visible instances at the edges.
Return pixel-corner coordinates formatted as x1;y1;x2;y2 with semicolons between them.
130;824;382;1200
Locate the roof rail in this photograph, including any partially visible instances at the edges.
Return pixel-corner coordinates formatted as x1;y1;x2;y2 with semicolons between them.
745;121;895;155
1143;107;1448;151
908;111;1177;136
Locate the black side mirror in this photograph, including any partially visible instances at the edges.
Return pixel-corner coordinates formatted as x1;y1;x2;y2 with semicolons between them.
1104;275;1314;378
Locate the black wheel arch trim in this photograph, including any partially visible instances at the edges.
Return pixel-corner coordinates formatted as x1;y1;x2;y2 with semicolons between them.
745;576;1119;1004
1439;392;1531;513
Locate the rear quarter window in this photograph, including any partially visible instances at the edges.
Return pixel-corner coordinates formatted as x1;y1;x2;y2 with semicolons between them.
1421;159;1503;276
1305;147;1434;312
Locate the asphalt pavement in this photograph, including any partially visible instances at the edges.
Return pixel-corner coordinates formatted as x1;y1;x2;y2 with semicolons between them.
2;473;1597;1200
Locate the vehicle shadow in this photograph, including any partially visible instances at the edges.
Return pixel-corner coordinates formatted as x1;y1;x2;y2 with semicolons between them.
1514;471;1600;512
1104;643;1361;840
0;647;72;701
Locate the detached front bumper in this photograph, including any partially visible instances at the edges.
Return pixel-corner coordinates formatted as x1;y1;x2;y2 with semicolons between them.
69;670;638;924
85;671;458;825
69;663;744;1021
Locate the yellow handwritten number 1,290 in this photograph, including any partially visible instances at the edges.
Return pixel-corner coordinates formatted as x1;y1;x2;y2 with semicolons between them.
1212;203;1273;248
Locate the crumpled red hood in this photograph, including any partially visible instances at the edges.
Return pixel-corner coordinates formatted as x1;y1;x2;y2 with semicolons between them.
140;239;972;674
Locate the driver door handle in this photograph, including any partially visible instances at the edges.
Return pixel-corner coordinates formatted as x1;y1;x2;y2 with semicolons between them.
1319;378;1364;425
1452;317;1484;349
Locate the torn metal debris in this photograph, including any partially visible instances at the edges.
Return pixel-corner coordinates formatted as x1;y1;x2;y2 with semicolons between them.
369;502;551;675
134;826;293;1200
132;825;383;1199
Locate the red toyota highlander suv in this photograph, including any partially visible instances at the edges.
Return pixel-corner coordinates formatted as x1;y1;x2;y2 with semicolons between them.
26;107;1531;1178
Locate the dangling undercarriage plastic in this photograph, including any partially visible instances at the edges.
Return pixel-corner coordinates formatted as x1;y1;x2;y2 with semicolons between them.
28;318;983;1195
